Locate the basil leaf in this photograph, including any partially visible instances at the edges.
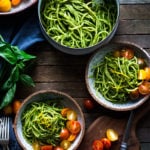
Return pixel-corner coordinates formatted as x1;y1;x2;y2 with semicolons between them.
0;84;16;109
19;74;35;87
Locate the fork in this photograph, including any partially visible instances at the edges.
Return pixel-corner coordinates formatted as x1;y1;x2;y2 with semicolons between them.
0;117;9;150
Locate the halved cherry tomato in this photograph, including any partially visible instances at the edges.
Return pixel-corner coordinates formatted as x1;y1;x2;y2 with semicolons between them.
137;58;146;69
83;99;95;110
130;89;139;100
92;140;104;150
60;128;70;140
66;110;77;121
40;145;53;150
113;50;121;58
120;48;134;59
100;138;111;149
66;120;81;134
54;146;64;150
60;140;71;150
138;69;147;80
61;108;71;117
106;129;118;142
67;133;77;142
144;67;150;80
138;81;150;95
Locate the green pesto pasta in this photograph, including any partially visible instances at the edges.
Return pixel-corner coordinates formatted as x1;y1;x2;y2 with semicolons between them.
41;0;117;48
21;101;66;146
92;52;141;102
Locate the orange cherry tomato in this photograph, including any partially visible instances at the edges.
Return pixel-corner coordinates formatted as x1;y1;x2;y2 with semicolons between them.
60;128;70;140
138;81;150;95
61;108;71;117
121;48;134;59
40;145;53;150
83;99;95;110
144;67;150;80
66;110;77;121
100;138;111;149
12;100;22;114
66;120;81;134
67;133;77;142
3;104;13;115
92;140;104;150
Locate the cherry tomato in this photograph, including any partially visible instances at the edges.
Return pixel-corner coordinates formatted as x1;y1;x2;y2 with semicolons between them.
144;67;150;80
3;104;13;115
61;108;71;117
101;138;111;149
54;146;64;150
12;100;22;114
130;89;139;100
113;50;121;58
66;120;81;134
67;133;77;142
106;129;118;142
60;128;70;140
138;81;150;95
137;58;146;69
66;110;77;121
32;142;40;150
121;48;134;59
138;69;147;80
60;140;71;150
92;140;104;150
40;145;53;150
83;99;95;110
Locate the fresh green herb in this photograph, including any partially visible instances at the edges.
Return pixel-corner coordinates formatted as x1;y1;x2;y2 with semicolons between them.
0;35;36;109
21;101;66;146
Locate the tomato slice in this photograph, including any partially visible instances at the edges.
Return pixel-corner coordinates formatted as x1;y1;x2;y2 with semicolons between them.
60;128;70;140
66;120;81;134
67;133;77;142
138;81;150;95
120;48;134;59
92;140;104;150
40;145;53;150
54;146;64;150
66;110;77;121
106;129;119;142
100;138;111;149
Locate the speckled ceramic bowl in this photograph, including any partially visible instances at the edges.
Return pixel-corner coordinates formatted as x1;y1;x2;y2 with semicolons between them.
14;90;85;150
85;42;150;111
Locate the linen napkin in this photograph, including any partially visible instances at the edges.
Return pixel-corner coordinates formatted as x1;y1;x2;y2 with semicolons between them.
0;4;45;150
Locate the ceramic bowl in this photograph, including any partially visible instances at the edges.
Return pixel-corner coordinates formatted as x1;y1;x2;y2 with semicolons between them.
85;42;150;111
14;90;85;150
38;0;120;55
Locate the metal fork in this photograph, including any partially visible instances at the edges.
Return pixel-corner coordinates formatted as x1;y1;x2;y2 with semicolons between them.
0;117;9;150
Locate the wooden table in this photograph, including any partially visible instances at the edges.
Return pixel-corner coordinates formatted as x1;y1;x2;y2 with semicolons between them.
13;0;150;149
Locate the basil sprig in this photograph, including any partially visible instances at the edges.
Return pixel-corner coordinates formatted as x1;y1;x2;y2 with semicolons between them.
0;35;36;109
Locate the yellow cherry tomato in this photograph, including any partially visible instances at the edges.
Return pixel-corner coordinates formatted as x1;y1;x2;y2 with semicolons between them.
106;128;119;142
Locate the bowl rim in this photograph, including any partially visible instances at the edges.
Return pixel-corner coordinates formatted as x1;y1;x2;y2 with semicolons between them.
14;90;85;150
85;41;150;111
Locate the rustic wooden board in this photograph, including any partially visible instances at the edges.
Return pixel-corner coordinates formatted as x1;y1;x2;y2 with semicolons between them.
78;100;150;150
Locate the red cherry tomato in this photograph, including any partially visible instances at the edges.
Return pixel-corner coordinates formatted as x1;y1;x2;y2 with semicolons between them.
60;128;70;140
66;120;81;134
138;81;150;95
121;48;134;59
54;146;64;150
92;140;104;150
41;145;53;150
100;138;111;149
83;99;95;110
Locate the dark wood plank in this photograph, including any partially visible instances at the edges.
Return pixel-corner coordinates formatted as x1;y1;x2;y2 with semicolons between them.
119;0;150;4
